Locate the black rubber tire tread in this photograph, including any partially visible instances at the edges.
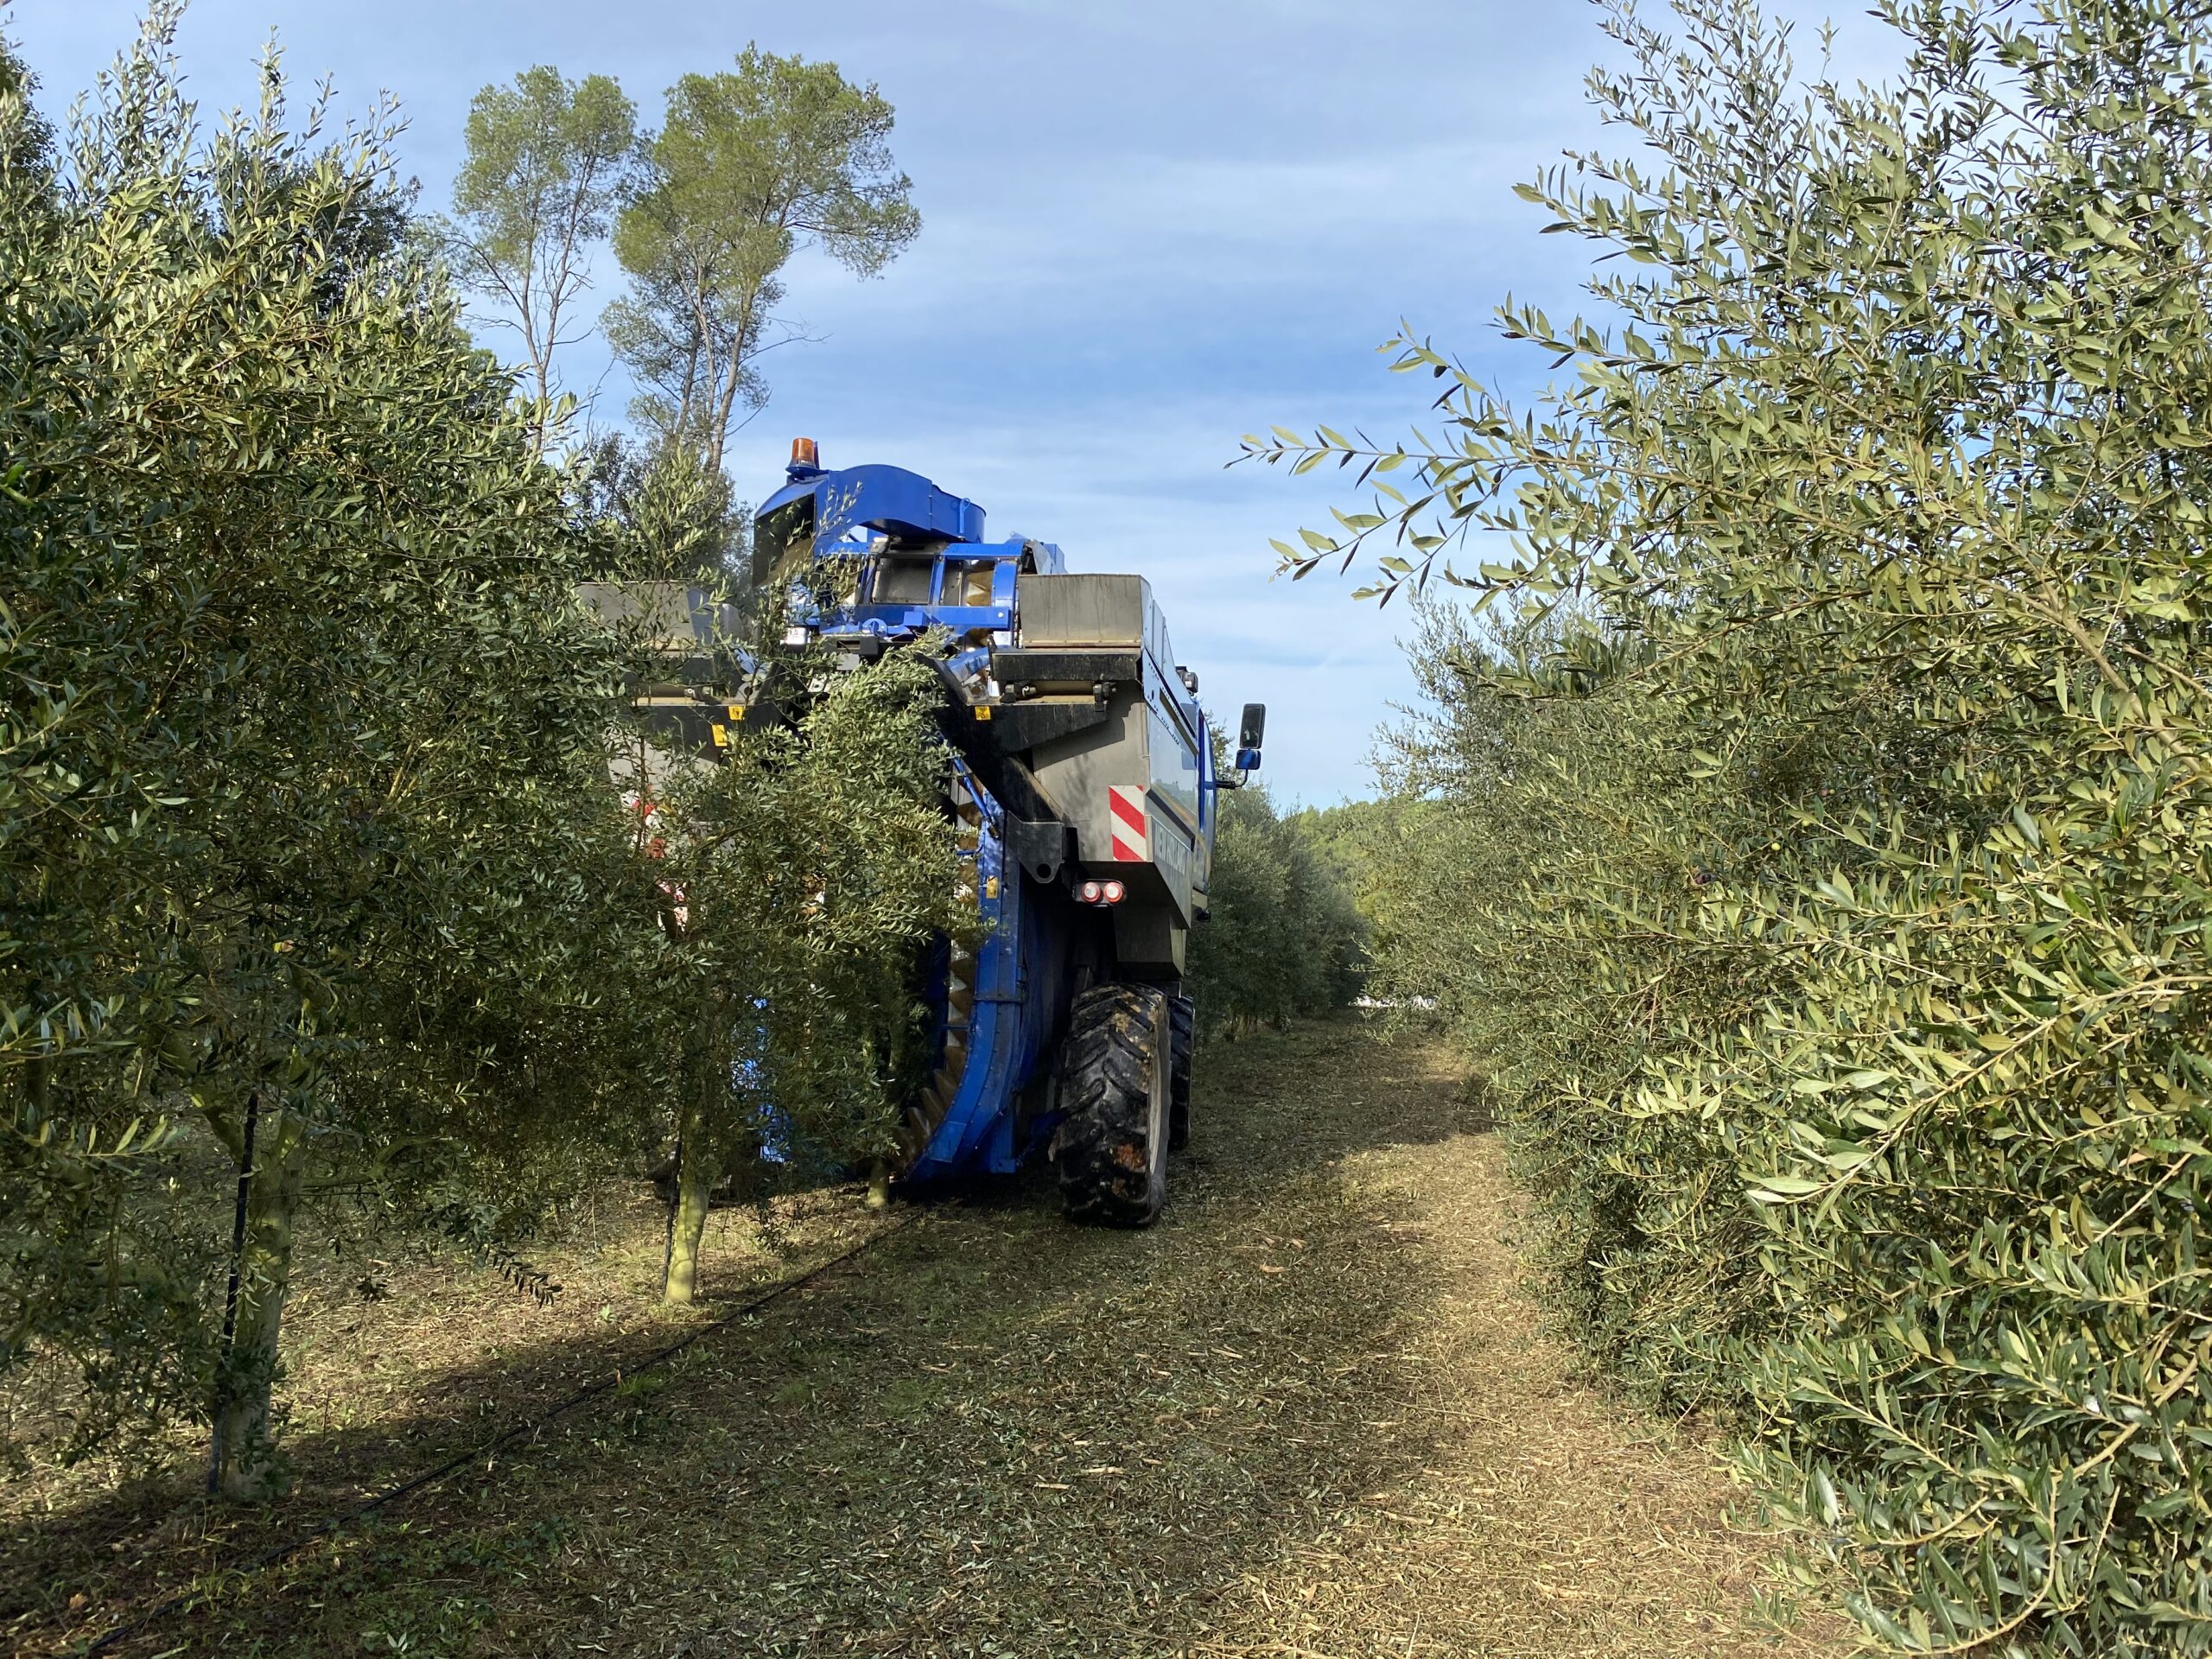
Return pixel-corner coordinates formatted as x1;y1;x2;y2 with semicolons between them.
1167;994;1195;1151
1052;982;1171;1227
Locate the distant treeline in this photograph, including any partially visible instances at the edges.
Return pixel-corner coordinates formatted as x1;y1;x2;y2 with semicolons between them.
1185;783;1367;1041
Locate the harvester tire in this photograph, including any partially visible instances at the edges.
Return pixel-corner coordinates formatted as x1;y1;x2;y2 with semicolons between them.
1052;983;1171;1227
1168;993;1195;1151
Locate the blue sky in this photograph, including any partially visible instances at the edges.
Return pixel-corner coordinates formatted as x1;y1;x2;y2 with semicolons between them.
7;0;1898;804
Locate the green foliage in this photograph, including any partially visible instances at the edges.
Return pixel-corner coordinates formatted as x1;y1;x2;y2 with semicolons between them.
652;649;967;1170
0;10;653;1478
444;64;638;448
576;428;746;585
1284;795;1417;924
643;648;967;1301
1364;601;1789;1396
607;44;918;467
1261;0;2212;1649
1187;774;1366;1039
0;35;52;178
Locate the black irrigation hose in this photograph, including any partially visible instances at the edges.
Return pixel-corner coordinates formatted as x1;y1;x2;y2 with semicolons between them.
83;1211;921;1657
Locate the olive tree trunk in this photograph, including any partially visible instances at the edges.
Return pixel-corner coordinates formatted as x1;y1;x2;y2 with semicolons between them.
209;1103;308;1498
662;1109;721;1306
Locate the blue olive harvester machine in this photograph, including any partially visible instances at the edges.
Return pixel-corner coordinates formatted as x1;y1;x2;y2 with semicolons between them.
591;440;1265;1226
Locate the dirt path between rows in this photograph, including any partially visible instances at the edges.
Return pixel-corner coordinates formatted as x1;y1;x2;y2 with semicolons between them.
22;1018;1847;1658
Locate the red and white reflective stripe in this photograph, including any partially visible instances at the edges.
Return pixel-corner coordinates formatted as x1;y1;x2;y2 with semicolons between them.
1108;785;1148;861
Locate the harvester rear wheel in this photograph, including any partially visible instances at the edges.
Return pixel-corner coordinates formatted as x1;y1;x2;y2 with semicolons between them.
1168;993;1195;1151
1052;983;1170;1227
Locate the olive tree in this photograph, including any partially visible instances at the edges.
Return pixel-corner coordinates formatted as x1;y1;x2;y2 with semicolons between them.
576;427;747;584
1185;772;1366;1040
2;11;652;1495
644;650;964;1305
1255;0;2212;1649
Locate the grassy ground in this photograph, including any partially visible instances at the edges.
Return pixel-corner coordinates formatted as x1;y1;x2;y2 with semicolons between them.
8;1017;1847;1658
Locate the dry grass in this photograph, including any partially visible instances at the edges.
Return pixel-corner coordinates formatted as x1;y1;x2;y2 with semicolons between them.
6;1016;1853;1658
2;1179;884;1654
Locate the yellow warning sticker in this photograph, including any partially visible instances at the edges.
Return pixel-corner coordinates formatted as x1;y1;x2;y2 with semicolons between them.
710;723;729;747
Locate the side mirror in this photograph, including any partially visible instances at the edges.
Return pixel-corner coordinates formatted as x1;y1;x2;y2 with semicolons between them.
1235;702;1265;774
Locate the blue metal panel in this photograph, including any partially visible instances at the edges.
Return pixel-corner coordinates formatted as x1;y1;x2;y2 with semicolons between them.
761;461;986;548
819;605;1013;642
812;537;1042;645
1198;725;1216;841
906;756;1056;1181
